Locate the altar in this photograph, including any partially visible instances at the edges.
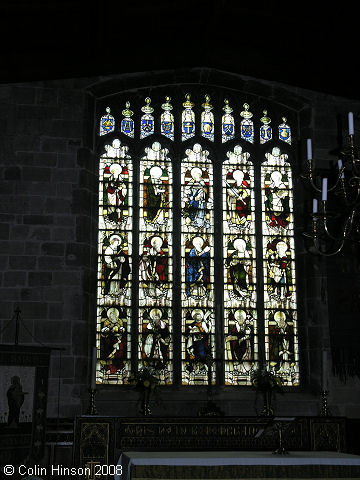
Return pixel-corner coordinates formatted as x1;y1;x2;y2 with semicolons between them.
73;415;352;479
116;450;360;480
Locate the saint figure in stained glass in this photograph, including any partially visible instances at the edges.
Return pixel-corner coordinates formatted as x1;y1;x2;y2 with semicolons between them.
183;167;212;229
222;99;235;143
240;103;254;143
225;238;253;300
225;309;254;375
161;96;174;140
184;308;212;374
260;110;272;144
100;307;128;369
139;235;169;300
185;236;211;299
100;107;115;136
279;117;291;144
143;165;169;228
266;239;293;302
141;308;171;372
102;233;131;296
182;94;195;141
225;169;251;230
264;170;290;232
201;95;214;141
268;310;295;375
103;162;129;226
141;97;154;139
121;102;134;138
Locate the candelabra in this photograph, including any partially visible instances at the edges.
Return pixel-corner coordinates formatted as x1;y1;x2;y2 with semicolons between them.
303;112;360;255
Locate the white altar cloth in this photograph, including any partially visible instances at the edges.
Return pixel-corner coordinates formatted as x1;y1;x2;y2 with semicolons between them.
115;450;360;480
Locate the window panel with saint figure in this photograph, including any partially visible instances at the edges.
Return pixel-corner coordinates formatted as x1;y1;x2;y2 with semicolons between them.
138;307;173;384
138;142;173;384
96;306;131;384
261;146;298;386
181;144;215;385
223;145;258;385
224;308;258;385
96;138;133;385
265;309;299;386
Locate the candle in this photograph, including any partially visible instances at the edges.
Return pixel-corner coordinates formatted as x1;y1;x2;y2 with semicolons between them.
348;112;354;135
313;198;318;213
307;138;312;160
322;178;328;201
322;350;328;390
91;346;97;389
338;159;344;178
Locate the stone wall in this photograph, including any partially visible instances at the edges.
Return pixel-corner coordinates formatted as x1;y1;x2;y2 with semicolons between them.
0;68;359;418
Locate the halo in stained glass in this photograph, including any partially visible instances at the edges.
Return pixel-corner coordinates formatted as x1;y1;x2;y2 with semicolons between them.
100;107;115;136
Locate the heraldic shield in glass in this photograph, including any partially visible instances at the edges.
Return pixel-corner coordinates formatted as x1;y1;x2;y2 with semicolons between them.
223;145;258;385
262;147;299;386
138;142;173;383
97;138;133;384
181;144;215;385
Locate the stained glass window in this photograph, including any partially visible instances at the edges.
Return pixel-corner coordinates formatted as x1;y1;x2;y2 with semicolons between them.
181;144;215;385
262;147;299;386
138;142;173;384
96;138;132;384
95;93;299;389
223;145;258;385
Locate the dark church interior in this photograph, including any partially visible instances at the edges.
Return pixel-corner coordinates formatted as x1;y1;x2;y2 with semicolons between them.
1;2;360;479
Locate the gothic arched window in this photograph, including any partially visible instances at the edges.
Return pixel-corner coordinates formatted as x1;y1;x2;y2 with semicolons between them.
95;90;299;388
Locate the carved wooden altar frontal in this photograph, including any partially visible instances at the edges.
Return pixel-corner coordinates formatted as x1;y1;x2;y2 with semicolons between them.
74;416;116;480
117;417;310;451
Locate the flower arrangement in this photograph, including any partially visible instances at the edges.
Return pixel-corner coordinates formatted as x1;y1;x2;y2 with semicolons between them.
250;366;284;394
129;367;159;391
129;367;160;415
